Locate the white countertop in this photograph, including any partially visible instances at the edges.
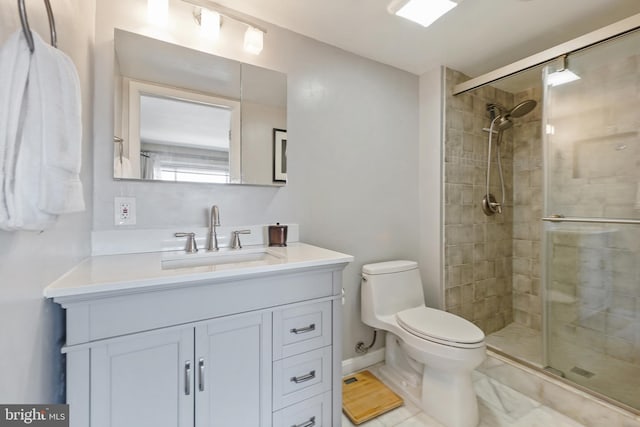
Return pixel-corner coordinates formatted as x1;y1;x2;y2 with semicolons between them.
44;243;353;299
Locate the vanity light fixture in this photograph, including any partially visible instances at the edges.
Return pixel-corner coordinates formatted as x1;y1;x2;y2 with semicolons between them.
243;26;264;55
196;8;221;40
547;55;580;87
147;0;169;25
182;0;267;54
388;0;461;28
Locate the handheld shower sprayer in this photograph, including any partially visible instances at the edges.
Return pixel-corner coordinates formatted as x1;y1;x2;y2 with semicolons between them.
482;100;537;216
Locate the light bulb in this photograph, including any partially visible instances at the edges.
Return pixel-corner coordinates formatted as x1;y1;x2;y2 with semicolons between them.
200;9;221;40
244;27;264;55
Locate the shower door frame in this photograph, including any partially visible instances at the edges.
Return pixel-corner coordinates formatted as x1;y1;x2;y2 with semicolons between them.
449;12;640;415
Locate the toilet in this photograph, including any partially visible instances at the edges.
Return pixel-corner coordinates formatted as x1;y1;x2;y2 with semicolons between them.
361;260;486;427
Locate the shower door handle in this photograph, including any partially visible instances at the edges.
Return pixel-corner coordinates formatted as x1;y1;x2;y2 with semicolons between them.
542;216;640;225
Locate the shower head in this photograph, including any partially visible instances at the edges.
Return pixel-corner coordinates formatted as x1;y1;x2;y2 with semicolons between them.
508;99;537;118
492;99;537;132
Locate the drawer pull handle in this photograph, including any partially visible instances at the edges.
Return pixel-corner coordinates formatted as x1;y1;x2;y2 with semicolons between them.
184;361;191;395
291;370;316;384
290;324;316;334
291;416;316;427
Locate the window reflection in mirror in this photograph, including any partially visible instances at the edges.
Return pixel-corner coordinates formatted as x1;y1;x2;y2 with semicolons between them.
140;95;233;183
115;78;241;184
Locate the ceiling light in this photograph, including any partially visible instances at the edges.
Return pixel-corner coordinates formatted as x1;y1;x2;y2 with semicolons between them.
388;0;459;27
199;8;221;40
147;0;169;25
244;27;264;55
547;55;581;86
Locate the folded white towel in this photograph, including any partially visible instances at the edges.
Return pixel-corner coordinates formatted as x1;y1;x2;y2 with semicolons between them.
31;32;85;215
0;30;45;230
0;30;84;231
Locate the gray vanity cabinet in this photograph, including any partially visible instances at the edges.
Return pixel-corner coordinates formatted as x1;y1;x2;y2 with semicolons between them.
54;261;348;427
90;327;195;427
89;312;271;427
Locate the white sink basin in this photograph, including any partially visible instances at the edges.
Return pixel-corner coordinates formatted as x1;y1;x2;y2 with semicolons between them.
161;247;285;270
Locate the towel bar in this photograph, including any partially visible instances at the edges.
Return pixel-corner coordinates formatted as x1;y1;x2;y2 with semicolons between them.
18;0;57;53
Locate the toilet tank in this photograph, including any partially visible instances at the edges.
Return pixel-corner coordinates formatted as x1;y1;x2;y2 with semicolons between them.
361;260;425;329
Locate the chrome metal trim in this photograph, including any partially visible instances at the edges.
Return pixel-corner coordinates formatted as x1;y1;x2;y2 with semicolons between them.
291;416;316;427
542;216;640;225
185;361;191;395
453;13;640;95
198;358;205;392
290;324;316;334
181;0;268;34
290;370;316;384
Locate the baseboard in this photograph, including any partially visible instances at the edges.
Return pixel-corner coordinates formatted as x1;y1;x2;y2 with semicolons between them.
341;348;385;376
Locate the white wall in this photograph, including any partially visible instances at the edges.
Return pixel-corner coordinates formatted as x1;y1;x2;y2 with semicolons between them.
0;1;94;402
93;0;420;359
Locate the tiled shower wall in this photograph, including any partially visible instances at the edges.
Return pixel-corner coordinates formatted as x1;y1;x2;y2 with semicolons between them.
444;69;515;334
444;68;543;335
511;88;543;331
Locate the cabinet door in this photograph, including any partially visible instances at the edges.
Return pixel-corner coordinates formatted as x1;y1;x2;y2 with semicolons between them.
91;327;194;427
195;312;272;427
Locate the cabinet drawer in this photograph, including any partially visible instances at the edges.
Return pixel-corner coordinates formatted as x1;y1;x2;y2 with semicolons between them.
273;346;332;410
272;391;331;427
273;301;332;360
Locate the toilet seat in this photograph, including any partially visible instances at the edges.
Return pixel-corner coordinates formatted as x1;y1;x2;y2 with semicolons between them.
396;307;485;349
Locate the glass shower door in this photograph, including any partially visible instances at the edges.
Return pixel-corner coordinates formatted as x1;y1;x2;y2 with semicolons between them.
542;29;640;410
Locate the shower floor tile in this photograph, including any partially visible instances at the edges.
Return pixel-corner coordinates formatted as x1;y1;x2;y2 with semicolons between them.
485;322;640;411
548;338;640;410
486;322;543;366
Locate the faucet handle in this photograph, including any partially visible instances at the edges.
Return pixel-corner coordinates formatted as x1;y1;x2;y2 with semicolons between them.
230;229;251;249
175;232;198;253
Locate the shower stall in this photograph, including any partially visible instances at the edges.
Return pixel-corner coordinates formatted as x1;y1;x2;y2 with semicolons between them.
443;24;640;412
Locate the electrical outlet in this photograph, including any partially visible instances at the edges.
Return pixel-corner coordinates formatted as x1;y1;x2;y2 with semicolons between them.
114;197;136;226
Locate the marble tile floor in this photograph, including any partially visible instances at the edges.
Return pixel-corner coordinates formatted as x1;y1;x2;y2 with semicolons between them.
485;322;640;410
341;364;585;427
485;323;543;367
547;337;640;410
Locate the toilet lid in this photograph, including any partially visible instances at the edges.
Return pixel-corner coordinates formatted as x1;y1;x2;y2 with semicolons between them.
396;307;484;345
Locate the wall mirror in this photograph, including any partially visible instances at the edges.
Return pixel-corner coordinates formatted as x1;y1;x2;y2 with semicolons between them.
113;29;287;186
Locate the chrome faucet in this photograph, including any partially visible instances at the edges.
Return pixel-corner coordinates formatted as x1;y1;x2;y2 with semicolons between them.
175;232;198;253
231;229;251;249
207;205;220;251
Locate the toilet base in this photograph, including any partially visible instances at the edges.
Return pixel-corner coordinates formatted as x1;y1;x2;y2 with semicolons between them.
380;333;481;427
421;365;479;427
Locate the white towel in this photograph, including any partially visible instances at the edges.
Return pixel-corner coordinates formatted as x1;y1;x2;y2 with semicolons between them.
0;30;41;229
0;30;84;231
31;32;84;215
